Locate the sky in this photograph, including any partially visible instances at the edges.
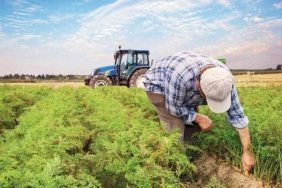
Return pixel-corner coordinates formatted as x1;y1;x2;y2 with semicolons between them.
0;0;281;76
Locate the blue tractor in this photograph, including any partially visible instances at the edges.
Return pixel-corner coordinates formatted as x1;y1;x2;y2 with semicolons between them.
84;46;151;89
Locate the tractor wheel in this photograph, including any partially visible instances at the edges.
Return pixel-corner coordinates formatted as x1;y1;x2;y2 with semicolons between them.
89;75;112;89
129;69;148;89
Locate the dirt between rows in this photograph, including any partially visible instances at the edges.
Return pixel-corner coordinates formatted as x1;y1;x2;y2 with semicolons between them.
185;153;280;188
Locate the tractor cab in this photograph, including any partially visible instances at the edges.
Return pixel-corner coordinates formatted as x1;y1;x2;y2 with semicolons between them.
114;46;150;85
85;46;151;89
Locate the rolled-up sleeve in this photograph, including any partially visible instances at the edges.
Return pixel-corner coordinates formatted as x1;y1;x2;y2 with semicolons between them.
227;86;249;128
164;70;196;124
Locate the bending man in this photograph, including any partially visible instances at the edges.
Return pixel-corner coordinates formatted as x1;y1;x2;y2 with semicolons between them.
144;51;254;173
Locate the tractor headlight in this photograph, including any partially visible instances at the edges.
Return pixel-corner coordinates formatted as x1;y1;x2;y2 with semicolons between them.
104;70;111;76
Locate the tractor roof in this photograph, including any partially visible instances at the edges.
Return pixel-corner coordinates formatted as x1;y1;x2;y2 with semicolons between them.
119;49;149;54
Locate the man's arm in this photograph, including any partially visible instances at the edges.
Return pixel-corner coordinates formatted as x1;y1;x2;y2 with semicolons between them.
236;127;255;174
227;86;255;173
236;127;251;152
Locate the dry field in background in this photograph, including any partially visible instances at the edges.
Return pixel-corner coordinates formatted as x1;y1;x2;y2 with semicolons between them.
0;73;282;87
235;73;282;87
0;82;84;88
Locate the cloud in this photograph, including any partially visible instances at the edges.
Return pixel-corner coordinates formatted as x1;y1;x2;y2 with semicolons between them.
0;37;94;75
216;0;232;7
243;15;264;23
0;0;42;34
4;16;29;27
195;18;282;69
48;14;74;24
16;34;42;40
24;3;41;13
13;11;31;16
57;0;281;71
66;0;226;54
274;2;282;9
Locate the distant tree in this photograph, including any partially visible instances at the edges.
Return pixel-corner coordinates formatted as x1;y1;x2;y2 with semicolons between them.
30;75;35;79
66;74;75;80
14;74;19;79
50;74;56;80
58;74;63;80
36;75;42;79
276;65;282;70
20;74;25;80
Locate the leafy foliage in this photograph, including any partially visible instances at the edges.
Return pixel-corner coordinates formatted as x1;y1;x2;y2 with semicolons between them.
0;86;51;131
0;86;196;187
76;87;196;187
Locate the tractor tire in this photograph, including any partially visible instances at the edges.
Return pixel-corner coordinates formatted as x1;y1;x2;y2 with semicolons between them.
129;69;148;89
89;75;112;89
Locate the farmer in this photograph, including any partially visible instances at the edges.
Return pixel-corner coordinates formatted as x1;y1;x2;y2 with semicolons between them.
143;51;255;173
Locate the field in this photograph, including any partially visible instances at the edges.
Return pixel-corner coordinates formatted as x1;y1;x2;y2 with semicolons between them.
1;73;282;87
0;81;84;88
235;73;282;87
0;73;281;187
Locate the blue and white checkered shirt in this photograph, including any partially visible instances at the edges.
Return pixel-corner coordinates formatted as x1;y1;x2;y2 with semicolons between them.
144;51;248;128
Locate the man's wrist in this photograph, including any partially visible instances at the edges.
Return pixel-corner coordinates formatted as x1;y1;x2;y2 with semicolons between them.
190;112;197;122
194;113;202;122
242;144;252;153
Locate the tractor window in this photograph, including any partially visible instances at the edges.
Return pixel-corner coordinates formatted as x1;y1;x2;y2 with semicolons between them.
120;54;127;73
127;53;137;65
137;53;149;65
120;53;136;75
127;53;133;64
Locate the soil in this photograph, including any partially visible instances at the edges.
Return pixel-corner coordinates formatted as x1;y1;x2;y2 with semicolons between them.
185;153;280;188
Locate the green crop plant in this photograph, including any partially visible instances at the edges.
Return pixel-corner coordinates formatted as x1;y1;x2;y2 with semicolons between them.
76;87;198;187
0;86;197;187
0;87;100;187
0;86;51;131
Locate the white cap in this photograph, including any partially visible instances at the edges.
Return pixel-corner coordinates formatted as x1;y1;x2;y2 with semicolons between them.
200;67;234;113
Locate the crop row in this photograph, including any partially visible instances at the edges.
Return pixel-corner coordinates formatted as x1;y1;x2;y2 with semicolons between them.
0;86;52;131
0;86;196;187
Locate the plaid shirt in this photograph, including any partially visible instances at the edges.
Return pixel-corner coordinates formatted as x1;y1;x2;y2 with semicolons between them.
144;51;248;128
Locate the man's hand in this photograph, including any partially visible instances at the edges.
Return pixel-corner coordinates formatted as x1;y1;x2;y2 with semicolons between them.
242;150;255;175
194;113;213;132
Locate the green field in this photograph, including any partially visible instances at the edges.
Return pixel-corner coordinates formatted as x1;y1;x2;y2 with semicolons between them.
0;85;281;187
